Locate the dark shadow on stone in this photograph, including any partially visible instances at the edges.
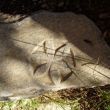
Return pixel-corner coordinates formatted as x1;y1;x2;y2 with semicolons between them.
31;12;110;66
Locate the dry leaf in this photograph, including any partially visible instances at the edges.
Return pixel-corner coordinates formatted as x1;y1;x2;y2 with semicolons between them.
54;43;67;56
63;59;85;84
61;71;73;82
70;48;76;67
33;63;47;75
43;41;47;54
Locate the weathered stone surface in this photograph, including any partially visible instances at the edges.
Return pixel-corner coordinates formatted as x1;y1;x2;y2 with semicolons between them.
0;11;110;100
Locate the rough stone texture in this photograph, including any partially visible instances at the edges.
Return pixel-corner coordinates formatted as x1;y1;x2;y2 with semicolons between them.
0;11;110;100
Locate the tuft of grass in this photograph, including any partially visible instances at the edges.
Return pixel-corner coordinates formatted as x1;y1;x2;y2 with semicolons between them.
0;98;41;110
101;91;110;110
0;93;80;110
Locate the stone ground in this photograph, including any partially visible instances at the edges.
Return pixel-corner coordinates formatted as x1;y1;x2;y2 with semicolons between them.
0;1;110;110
